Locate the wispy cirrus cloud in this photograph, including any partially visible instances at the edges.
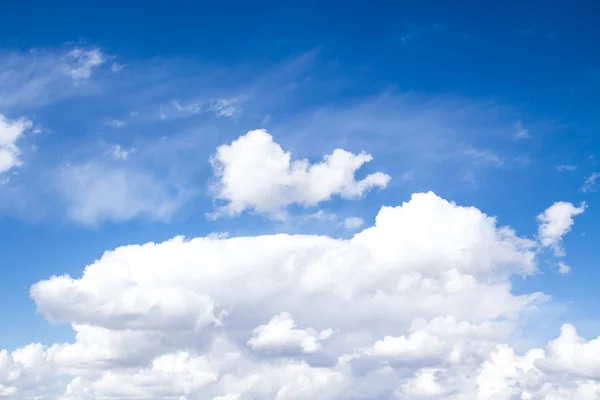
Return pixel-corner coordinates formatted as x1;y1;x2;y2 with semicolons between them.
557;164;577;172
581;172;600;192
62;48;105;81
0;45;538;225
104;118;126;128
0;46;107;110
167;95;247;120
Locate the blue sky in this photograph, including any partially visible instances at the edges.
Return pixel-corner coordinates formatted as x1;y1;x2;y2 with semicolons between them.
1;1;600;398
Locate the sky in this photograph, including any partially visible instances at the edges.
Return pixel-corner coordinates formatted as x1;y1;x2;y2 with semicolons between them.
1;0;600;399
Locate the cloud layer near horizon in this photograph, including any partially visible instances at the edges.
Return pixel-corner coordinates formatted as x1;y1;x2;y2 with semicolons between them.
0;191;593;399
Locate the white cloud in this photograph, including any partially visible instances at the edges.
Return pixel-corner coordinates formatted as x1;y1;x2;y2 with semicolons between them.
582;172;600;193
342;216;365;230
168;96;246;119
107;144;136;160
111;61;125;72
0;192;595;398
0;114;33;174
172;99;202;116
515;120;531;140
247;312;332;354
0;47;106;110
210;129;390;218
557;164;577;172
400;169;415;181
557;261;571;275
57;162;185;225
210;96;246;118
462;145;504;167
104;118;126;128
539;324;600;378
537;201;586;256
366;331;448;362
62;48;105;81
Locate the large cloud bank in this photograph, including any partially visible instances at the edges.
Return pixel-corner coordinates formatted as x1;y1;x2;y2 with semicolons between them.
1;188;597;399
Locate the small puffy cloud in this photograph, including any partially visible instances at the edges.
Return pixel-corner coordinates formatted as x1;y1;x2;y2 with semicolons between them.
247;312;332;354
514;120;531;140
104;118;126;128
582;172;600;193
537;201;586;256
557;261;571;275
539;324;600;379
367;331;448;363
0;114;33;174
210;129;390;218
343;216;365;230
62;48;105;81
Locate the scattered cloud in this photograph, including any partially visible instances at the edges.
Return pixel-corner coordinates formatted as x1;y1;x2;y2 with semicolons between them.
557;164;577;172
514;120;531;140
342;216;365;230
111;61;126;72
3;192;595;398
537;201;586;257
107;144;136;161
104;118;126;128
168;96;246;120
581;172;600;192
557;261;571;275
400;169;415;181
210;95;246;119
247;312;332;354
57;162;186;225
462;145;504;167
61;48;105;81
209;129;390;218
0;114;33;174
172;99;202;116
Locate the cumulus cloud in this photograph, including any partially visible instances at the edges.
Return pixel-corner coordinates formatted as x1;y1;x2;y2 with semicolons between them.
1;191;596;398
247;312;333;354
537;201;586;257
210;129;390;218
0;114;32;174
